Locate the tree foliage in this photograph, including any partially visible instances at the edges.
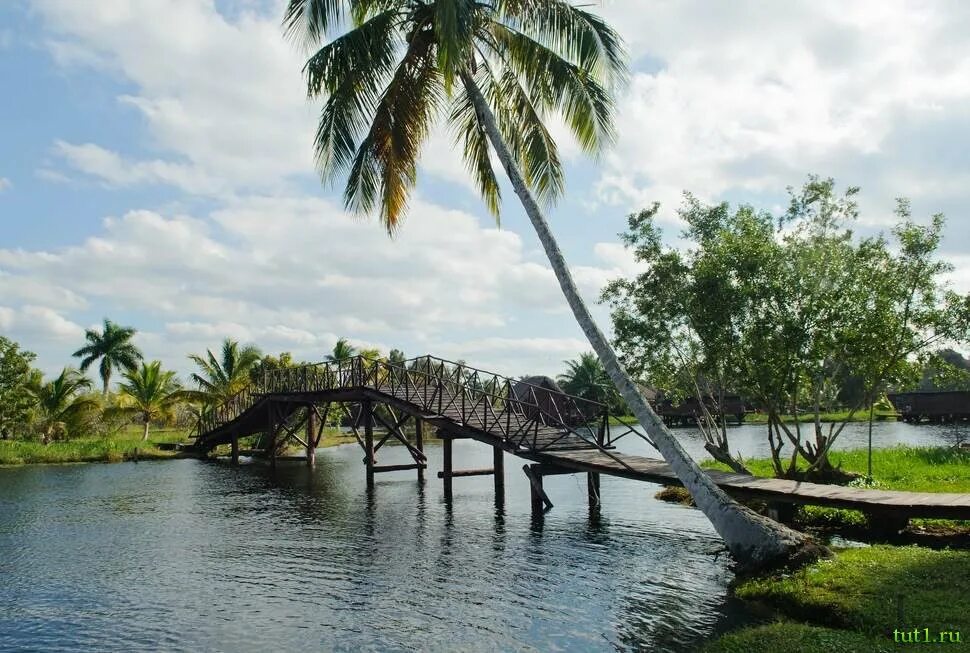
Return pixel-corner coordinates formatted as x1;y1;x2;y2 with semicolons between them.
604;177;970;477
114;361;184;440
285;0;625;231
188;339;262;405
27;368;100;444
0;336;36;440
72;319;143;396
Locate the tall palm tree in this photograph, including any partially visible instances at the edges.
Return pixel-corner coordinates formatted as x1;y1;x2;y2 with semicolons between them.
326;337;358;363
188;339;262;405
27;368;100;444
73;319;143;396
285;0;819;568
558;352;612;404
116;361;184;441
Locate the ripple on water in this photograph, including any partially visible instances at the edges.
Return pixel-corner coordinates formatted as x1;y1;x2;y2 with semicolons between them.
11;423;956;652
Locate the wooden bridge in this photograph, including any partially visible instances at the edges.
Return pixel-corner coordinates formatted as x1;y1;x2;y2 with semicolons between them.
194;355;970;527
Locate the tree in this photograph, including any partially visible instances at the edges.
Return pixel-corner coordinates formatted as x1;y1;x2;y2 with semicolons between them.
188;339;262;405
326;338;357;363
250;352;298;385
72;319;143;396
557;352;624;410
114;361;184;440
0;336;36;440
27;368;100;444
285;0;819;568
605;178;970;478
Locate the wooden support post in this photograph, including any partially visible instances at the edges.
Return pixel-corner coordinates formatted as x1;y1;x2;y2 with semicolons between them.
442;433;453;498
415;419;425;483
587;472;600;510
523;464;553;514
306;405;316;467
268;404;277;469
493;445;505;501
363;400;374;489
230;434;239;466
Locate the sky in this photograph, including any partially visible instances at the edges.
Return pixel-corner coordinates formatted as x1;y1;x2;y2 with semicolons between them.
1;0;970;382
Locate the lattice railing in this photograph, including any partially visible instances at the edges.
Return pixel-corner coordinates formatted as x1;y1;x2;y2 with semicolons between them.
195;354;648;455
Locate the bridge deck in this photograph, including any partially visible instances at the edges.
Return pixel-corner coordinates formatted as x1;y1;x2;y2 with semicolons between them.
529;449;970;521
195;355;970;523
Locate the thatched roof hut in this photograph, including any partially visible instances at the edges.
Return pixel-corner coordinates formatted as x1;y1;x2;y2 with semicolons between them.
512;375;581;425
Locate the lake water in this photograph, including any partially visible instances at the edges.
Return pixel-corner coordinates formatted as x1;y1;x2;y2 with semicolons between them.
0;421;964;652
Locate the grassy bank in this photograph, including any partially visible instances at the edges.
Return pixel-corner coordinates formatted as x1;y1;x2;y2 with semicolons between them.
744;409;897;424
0;427;190;465
703;445;970;493
701;446;970;533
704;545;969;652
609;409;897;426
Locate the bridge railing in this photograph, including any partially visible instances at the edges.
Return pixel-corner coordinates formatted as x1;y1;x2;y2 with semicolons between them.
196;354;655;456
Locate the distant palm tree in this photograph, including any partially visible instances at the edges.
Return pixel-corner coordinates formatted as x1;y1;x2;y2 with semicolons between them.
285;0;817;567
558;352;612;404
27;368;100;444
326;338;358;363
116;361;184;441
188;339;262;404
73;319;143;396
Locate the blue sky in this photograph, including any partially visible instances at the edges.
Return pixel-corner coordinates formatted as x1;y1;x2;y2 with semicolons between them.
2;0;970;383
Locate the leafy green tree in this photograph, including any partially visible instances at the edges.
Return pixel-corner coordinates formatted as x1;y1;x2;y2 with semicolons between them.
0;336;36;440
115;361;184;440
605;177;970;478
27;368;100;444
918;350;970;391
188;339;262;404
72;319;143;396
284;0;816;568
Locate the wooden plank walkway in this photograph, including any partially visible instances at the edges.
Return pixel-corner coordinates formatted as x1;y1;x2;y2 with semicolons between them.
533;449;970;520
194;354;970;523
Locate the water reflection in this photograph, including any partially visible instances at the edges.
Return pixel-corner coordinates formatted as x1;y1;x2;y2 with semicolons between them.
0;422;961;652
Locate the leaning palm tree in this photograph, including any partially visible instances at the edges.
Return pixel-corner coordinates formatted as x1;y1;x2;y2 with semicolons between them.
188;339;262;405
115;361;184;441
73;319;143;396
285;0;820;568
27;368;100;444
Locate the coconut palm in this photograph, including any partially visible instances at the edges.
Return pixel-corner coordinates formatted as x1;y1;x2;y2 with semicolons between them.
27;368;100;444
558;352;612;403
116;361;184;441
188;339;262;405
72;319;143;396
285;0;819;567
326;337;358;363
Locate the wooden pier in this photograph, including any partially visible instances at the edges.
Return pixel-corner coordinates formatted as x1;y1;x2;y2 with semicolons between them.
194;355;970;526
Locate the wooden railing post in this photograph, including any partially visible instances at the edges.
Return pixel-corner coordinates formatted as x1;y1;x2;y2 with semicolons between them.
306;404;316;467
415;418;425;483
363;400;375;488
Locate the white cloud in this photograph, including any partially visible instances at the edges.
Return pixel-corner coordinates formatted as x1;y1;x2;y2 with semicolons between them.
594;0;970;228
53;141;226;195
0;195;609;376
0;305;84;343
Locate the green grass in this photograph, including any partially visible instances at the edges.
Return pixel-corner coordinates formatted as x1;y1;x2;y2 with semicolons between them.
705;545;969;652
744;409;897;424
702;445;970;493
0;428;191;465
702;446;970;532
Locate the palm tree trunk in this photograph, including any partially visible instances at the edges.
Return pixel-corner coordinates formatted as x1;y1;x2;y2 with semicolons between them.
142;418;150;442
462;75;824;571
